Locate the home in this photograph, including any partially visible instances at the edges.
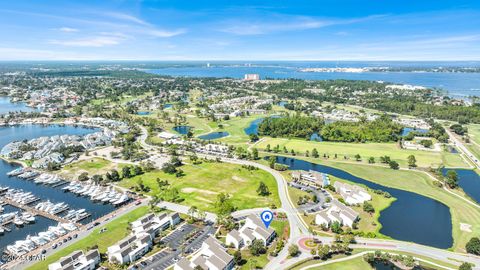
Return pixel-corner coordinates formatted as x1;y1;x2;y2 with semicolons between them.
158;131;179;140
225;229;243;249
291;170;330;188
48;249;100;270
226;214;276;248
132;212;181;234
107;234;152;265
174;236;234;270
315;200;359;228
333;181;371;205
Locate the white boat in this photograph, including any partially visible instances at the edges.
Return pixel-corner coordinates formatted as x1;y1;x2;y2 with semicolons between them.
61;223;78;231
49;226;67;236
14;216;24;227
18;171;39;179
22;212;35;223
30;236;48;246
7;168;25;176
38;231;57;241
19;239;36;251
110;193;123;203
113;194;129;205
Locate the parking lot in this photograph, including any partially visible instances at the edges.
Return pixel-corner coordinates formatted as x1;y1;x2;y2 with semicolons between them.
134;223;216;270
289;182;330;213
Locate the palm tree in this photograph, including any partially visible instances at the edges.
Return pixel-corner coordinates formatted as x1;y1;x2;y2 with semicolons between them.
188;206;198;220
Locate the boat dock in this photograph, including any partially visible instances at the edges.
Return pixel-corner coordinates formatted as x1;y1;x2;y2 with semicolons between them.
1;197;81;226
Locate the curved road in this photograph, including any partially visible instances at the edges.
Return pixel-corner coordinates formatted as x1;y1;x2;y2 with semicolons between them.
138;126;480;270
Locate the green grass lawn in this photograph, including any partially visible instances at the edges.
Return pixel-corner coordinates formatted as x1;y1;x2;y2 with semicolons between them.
467;124;480;145
59;157;127;179
290;248;459;270
27;206;149;270
297;256;372;270
296;158;480;252
287;186;312;208
217;115;265;145
119;161;281;212
256;138;468;168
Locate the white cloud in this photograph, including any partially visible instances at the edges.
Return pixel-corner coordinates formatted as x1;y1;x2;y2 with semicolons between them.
58;27;78;32
221;17;331;35
145;29;186;38
49;34;126;47
219;14;383;35
103;12;150;26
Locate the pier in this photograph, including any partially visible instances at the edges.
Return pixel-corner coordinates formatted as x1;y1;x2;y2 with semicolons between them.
1;197;81;226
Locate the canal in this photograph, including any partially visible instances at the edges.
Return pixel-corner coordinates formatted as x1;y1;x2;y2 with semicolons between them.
273;156;453;249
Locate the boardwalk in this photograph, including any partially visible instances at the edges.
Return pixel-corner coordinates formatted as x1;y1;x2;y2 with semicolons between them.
1;197;80;226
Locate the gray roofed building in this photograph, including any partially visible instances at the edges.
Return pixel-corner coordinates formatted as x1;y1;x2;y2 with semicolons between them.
48;249;100;270
174;236;234;270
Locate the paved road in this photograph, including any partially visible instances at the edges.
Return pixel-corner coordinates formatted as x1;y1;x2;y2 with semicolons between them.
445;127;480;169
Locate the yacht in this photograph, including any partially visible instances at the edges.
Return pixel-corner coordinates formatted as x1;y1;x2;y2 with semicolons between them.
6;243;27;255
110;193;123;203
14;216;24;227
7;168;25;176
30;235;48;246
49;225;67;237
19;239;36;251
61;223;78;231
34;174;53;184
38;231;57;241
21;212;36;223
49;203;69;215
18;171;39;179
113;193;129;206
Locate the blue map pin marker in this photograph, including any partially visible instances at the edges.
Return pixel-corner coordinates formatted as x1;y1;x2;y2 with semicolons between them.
260;210;274;228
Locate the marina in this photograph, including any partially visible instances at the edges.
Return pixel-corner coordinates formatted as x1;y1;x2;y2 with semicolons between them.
0;124;121;256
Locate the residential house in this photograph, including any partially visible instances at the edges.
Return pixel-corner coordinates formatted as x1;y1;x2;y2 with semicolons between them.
174;236;234;270
333;181;371;205
226;214;276;248
291;170;330;188
318;200;359;228
107;234;152;265
48;249;100;270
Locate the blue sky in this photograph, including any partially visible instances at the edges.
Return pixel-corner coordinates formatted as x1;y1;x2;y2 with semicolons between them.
0;0;479;60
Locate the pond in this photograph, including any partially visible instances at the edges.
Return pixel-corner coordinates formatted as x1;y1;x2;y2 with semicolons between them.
310;133;323;142
244;118;264;135
137;111;151;115
244;115;283;136
401;127;429;136
0;96;40;115
163;103;173;109
173;125;191;135
272;156;453;249
443;168;480;204
197;131;229;140
278;101;288;107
